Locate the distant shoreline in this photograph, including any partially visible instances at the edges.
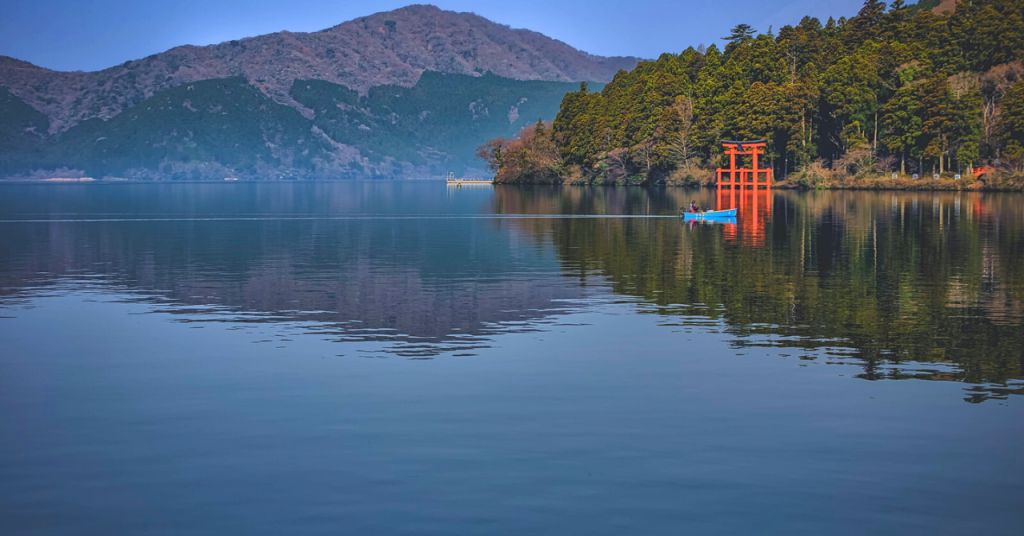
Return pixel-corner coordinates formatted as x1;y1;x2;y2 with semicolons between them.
492;176;1024;192
2;177;1022;192
769;178;1021;192
0;177;457;184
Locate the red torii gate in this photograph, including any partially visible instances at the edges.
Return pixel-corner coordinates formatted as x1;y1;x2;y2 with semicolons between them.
715;140;773;246
716;140;772;190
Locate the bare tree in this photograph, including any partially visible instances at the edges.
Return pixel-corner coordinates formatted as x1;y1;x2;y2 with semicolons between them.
981;61;1024;158
606;148;630;181
635;140;654;174
665;98;697;172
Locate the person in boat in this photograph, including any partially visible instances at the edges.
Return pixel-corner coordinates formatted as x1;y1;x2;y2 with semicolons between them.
688;201;701;213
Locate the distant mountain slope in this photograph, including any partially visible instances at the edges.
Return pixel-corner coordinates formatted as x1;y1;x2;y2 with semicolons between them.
0;86;48;148
49;78;337;180
0;4;640;134
291;71;595;169
3;72;598;179
0;86;51;176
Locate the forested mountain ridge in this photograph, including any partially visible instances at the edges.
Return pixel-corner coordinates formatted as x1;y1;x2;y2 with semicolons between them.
479;0;1024;186
1;72;596;179
0;5;627;179
0;5;639;134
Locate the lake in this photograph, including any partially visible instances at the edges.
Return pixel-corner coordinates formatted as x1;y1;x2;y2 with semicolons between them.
1;182;1022;535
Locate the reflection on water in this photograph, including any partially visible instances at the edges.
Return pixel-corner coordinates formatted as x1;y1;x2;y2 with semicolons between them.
3;182;1024;536
494;187;1024;401
1;183;1023;400
715;187;772;246
0;219;589;357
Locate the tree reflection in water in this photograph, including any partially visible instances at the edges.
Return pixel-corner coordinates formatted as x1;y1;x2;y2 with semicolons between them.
494;187;1024;402
0;183;1021;401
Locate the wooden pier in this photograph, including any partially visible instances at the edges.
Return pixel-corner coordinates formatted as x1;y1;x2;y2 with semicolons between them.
446;179;493;185
445;172;492;185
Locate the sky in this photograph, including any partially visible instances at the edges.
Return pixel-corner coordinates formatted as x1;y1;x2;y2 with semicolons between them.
1;0;871;72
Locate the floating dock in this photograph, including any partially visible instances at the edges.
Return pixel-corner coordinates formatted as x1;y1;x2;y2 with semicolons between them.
446;179;493;185
445;172;492;185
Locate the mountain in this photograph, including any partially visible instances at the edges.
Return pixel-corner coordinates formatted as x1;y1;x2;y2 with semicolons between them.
8;73;600;180
290;71;602;173
0;4;638;135
43;78;331;180
0;5;638;180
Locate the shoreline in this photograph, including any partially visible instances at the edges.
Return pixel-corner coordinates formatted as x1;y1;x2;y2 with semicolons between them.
0;177;466;184
492;178;1024;192
768;178;1015;192
2;177;1022;192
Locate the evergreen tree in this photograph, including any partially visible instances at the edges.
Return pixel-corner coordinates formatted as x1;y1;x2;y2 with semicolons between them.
845;0;888;45
1000;80;1024;162
482;0;1024;184
919;75;954;173
882;84;923;174
723;24;757;44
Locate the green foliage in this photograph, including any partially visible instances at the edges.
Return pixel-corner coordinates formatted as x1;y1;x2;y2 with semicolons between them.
489;0;1022;184
882;84;924;172
1000;80;1024;163
723;24;757;45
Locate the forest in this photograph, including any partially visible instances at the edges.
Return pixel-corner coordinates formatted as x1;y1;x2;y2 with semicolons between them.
478;0;1024;187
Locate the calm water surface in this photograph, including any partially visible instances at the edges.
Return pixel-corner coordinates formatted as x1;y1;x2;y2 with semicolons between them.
1;182;1022;535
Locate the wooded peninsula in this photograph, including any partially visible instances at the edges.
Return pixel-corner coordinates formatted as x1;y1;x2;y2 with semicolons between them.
477;0;1024;190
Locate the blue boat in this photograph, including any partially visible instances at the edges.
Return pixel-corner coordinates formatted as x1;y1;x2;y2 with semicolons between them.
682;208;737;221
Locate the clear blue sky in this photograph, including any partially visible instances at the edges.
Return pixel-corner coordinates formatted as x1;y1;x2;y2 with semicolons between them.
2;0;870;72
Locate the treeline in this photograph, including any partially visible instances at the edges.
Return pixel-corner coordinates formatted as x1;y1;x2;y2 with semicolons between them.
479;0;1024;185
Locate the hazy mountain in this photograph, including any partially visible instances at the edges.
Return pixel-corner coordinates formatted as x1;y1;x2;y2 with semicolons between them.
0;4;639;134
0;5;636;179
11;73;599;180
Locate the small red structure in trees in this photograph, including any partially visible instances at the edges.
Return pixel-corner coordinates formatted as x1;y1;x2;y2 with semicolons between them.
714;140;773;246
716;140;772;190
